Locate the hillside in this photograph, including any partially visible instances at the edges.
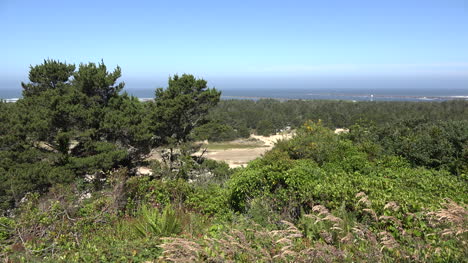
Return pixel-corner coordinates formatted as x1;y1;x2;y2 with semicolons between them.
1;60;467;262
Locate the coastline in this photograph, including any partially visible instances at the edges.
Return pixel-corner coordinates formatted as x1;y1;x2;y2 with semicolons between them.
2;92;468;103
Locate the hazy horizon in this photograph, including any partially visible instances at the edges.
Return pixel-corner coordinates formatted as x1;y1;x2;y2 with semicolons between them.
2;0;467;93
2;74;468;97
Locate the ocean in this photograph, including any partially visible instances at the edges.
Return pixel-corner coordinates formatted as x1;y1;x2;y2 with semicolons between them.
1;87;467;102
125;87;468;102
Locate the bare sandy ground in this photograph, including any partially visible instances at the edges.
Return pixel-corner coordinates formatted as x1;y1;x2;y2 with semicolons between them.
199;147;269;168
140;128;343;173
142;132;294;171
198;132;295;168
198;129;346;168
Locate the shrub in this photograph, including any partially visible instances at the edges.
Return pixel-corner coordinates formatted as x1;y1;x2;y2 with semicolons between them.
228;122;467;216
186;183;230;216
134;204;182;238
125;177;192;214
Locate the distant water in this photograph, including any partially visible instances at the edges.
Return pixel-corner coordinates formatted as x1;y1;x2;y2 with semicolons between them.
1;87;467;102
219;88;468;102
0;89;22;100
124;87;468;102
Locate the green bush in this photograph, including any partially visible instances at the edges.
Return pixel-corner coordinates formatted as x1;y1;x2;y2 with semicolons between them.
192;122;239;142
228;123;467;216
0;216;14;243
186;183;229;215
125;177;192;214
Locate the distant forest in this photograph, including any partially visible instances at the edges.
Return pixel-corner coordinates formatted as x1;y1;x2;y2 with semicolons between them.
194;98;467;139
1;60;467;262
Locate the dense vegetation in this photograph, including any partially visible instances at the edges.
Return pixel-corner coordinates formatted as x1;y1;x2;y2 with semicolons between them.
0;60;220;211
194;98;468;138
1;60;467;262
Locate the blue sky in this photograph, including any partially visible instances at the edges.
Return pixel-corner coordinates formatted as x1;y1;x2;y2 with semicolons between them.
1;0;468;92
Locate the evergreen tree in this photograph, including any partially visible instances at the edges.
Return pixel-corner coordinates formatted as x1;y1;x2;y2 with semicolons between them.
150;74;221;175
151;74;221;145
21;59;75;97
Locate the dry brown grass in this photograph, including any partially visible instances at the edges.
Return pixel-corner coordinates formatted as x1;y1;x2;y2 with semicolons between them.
157;195;467;262
428;198;468;239
159;237;203;262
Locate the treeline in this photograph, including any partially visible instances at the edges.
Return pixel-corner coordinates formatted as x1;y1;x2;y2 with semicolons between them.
194;99;468;139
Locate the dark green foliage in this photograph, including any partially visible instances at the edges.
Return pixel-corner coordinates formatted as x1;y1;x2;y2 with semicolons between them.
201;99;468;141
256;119;276;136
21;59;75;97
0;101;20;152
0;60;152;212
17;87;88;153
0;163;74;211
372;120;468;174
18;60;127;146
148;74;221;178
192;122;239;142
73;61;124;105
197;158;233;181
101;94;153;161
345;119;468;175
66;141;128;174
151;74;221;145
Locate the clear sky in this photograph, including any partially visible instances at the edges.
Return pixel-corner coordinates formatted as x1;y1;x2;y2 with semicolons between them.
1;0;468;92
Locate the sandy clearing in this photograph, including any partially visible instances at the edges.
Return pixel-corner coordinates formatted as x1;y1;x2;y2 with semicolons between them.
140;128;345;173
197;132;295;168
200;147;270;168
142;132;295;170
250;133;294;146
